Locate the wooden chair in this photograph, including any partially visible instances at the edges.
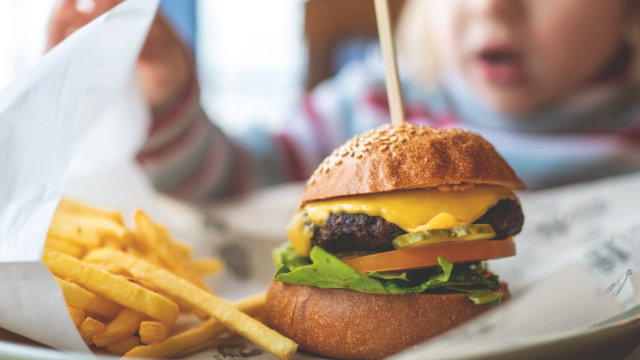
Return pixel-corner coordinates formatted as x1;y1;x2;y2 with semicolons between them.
303;0;406;90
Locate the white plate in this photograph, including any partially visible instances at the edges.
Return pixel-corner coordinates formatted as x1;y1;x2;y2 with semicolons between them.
2;311;638;360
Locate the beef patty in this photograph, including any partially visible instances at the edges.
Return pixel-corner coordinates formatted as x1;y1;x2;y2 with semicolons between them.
311;198;524;254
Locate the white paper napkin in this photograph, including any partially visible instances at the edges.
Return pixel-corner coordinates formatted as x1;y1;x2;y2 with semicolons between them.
0;0;158;352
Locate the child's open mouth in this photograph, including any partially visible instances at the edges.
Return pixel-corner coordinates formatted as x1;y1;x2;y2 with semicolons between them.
473;46;527;85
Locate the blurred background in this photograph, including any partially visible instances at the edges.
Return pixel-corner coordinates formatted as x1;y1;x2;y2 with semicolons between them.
0;0;405;135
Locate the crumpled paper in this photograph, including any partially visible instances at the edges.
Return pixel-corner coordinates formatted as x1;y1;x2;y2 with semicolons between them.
0;0;158;352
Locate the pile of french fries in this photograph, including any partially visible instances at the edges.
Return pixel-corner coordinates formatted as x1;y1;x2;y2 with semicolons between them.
43;199;297;359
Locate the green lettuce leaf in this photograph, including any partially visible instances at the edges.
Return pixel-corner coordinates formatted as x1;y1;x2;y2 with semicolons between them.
274;245;389;293
272;242;310;270
273;244;502;304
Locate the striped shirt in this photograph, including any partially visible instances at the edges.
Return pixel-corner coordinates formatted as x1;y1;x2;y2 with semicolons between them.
136;59;640;203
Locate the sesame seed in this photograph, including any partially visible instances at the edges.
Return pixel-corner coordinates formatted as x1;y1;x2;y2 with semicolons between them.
379;145;388;151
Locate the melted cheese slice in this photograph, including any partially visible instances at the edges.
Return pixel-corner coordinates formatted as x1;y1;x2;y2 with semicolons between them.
287;185;514;257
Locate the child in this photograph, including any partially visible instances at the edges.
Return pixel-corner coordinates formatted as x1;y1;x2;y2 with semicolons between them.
47;0;640;202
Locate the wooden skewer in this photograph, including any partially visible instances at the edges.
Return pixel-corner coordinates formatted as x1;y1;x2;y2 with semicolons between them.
374;0;405;126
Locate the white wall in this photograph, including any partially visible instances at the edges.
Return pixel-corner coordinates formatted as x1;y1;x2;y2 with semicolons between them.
0;0;306;135
196;0;306;135
0;0;55;89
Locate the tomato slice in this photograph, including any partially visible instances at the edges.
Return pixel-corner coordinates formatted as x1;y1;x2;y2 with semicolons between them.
342;239;515;273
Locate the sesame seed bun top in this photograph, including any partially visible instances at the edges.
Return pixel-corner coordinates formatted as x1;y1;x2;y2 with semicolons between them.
301;124;524;206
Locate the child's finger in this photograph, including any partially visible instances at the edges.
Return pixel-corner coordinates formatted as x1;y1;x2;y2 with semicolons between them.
47;0;86;50
91;0;124;17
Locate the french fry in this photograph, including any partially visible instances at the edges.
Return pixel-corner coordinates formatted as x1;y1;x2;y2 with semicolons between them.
53;211;133;248
93;308;145;347
47;219;100;248
85;248;297;360
139;321;168;344
78;317;105;346
128;318;225;359
133;210;209;290
172;239;193;258
45;200;233;359
66;306;85;327
160;293;210;321
43;251;179;325
102;237;126;250
123;247;160;267
124;292;267;359
45;236;85;258
117;249;210;319
192;258;224;277
106;335;141;356
55;277;121;319
57;198;124;225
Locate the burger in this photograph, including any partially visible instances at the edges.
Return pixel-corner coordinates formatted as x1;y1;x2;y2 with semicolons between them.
266;123;524;360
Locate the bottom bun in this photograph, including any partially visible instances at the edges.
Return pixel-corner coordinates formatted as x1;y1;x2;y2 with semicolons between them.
266;280;509;360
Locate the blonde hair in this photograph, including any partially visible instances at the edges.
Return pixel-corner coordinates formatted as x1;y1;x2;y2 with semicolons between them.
396;0;439;85
396;0;640;85
625;0;640;81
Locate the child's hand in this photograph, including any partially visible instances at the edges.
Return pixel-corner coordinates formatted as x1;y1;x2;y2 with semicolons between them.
137;12;195;114
46;0;194;113
46;0;121;51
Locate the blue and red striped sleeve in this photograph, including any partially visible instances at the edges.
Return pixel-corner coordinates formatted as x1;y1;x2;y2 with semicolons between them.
135;64;439;202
